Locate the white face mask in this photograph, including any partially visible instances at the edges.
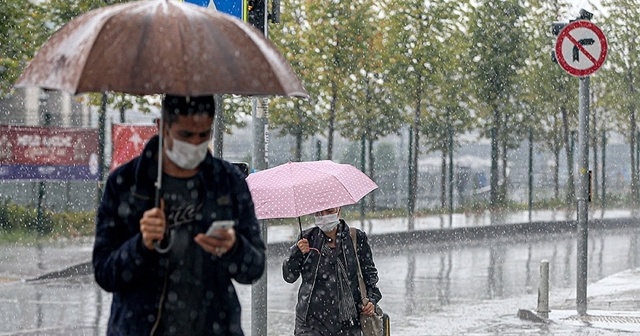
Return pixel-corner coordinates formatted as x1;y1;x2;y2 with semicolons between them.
314;213;340;232
165;137;209;170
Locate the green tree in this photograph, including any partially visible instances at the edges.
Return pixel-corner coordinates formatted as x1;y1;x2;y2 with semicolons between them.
338;9;403;210
0;1;49;97
600;0;640;207
303;0;373;160
384;0;464;223
468;0;527;208
415;2;474;210
269;0;323;161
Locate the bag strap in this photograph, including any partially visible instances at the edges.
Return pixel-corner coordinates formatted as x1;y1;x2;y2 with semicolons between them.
350;227;368;305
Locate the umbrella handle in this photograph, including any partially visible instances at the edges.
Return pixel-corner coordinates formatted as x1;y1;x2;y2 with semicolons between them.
297;217;303;240
153;119;170;253
154;230;174;254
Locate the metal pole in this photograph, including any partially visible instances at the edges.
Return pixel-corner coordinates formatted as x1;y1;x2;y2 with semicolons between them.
528;128;533;224
576;76;590;315
212;95;224;158
537;260;550;318
249;1;269;336
96;93;107;207
407;126;414;230
601;130;606;213
251;2;269;334
448;116;454;228
251;98;268;336
36;91;50;235
360;134;366;228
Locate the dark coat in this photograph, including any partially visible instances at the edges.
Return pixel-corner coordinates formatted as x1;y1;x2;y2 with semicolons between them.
93;136;265;336
282;221;382;327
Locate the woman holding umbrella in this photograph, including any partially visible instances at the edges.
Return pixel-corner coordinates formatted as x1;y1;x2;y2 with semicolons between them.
282;207;382;335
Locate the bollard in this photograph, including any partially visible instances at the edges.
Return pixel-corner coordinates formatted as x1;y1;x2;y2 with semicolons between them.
537;260;550;318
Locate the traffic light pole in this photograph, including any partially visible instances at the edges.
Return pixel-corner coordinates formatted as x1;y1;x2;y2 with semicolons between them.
249;0;269;334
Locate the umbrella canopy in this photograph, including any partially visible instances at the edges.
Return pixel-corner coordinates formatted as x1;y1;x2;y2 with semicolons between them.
246;160;378;220
15;0;308;98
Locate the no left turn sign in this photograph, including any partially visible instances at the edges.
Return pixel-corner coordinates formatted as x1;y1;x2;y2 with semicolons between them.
555;20;608;77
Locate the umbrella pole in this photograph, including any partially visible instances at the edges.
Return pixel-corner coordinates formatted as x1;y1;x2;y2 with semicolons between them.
154;118;173;253
155;119;163;208
297;217;303;240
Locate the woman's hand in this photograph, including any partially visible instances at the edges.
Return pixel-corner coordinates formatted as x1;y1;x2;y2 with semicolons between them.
362;300;375;316
296;238;310;254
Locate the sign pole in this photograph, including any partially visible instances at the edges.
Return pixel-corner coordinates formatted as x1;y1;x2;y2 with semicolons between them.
576;76;590;315
553;14;607;316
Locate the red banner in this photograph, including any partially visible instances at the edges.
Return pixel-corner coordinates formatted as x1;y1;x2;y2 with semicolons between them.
111;124;157;171
0;125;97;165
0;125;99;180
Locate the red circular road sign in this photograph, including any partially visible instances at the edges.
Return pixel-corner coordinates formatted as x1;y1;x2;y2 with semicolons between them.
555;20;608;77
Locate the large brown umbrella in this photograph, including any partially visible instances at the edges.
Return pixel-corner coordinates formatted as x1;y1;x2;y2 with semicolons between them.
15;0;308;253
15;0;308;98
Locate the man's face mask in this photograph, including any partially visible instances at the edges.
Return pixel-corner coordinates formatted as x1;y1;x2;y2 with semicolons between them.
165;137;209;170
314;212;340;232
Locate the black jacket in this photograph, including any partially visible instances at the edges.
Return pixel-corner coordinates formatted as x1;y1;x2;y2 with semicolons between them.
93;136;265;336
282;221;382;325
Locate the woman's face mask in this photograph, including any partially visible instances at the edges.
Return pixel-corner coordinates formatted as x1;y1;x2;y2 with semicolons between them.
314;213;340;232
165;137;209;170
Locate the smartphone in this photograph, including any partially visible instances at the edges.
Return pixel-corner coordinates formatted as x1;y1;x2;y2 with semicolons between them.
205;220;235;237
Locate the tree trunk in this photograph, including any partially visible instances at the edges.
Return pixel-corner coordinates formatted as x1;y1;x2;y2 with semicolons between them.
628;72;638;207
489;106;501;209
629;107;637;207
327;82;337;160
294;129;302;162
561;106;575;204
368;138;376;212
408;95;421;230
440;150;447;209
501;113;509;203
501;138;508;204
591;95;599;203
554;146;560;200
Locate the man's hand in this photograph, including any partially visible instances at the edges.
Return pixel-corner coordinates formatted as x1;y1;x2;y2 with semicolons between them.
195;227;236;256
296;238;309;254
139;207;166;250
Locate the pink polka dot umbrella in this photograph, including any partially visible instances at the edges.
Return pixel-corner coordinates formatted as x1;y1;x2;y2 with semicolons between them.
246;160;378;221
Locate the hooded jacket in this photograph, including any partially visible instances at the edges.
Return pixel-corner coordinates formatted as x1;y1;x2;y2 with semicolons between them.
282;221;382;327
93;136;265;336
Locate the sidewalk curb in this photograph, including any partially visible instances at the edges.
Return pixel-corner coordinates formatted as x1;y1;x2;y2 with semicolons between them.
25;261;93;282
26;217;640;281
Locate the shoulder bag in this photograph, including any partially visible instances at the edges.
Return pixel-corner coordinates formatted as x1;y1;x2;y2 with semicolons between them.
350;228;385;336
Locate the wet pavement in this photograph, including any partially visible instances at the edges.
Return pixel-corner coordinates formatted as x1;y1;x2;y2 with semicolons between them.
1;210;640;335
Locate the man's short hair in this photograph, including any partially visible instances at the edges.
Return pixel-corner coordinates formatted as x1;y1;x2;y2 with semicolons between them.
161;95;216;124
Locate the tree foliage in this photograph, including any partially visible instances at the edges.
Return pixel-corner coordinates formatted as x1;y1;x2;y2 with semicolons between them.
0;1;49;97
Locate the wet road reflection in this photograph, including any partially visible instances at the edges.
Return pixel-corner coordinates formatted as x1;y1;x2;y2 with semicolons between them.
1;226;640;335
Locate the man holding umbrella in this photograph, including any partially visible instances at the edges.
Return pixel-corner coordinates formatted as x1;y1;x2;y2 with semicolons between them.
93;95;265;336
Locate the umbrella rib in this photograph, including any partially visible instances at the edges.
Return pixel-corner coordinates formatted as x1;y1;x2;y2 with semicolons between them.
72;7;128;93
